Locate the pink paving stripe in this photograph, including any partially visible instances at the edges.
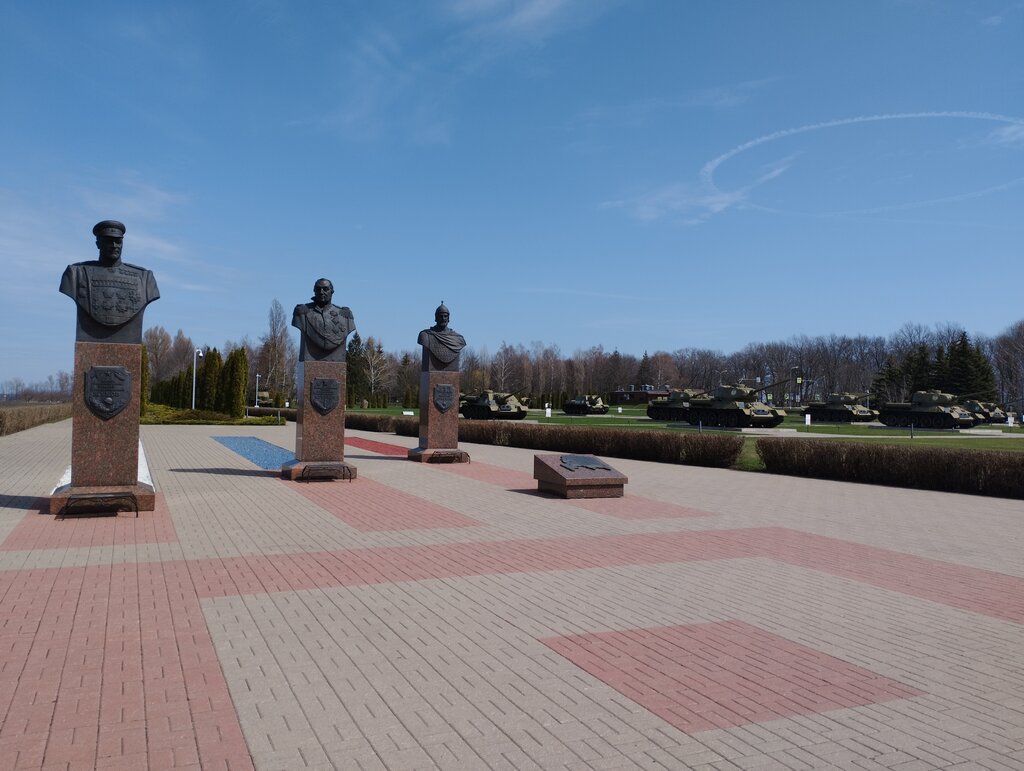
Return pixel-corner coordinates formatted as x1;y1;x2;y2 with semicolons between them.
281;477;480;531
0;494;178;551
434;457;714;519
0;563;252;770
566;496;712;520
438;460;536;488
181;527;1024;625
345;436;410;457
542;621;924;733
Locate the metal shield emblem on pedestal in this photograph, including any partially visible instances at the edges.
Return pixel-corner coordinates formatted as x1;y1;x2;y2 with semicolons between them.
310;377;340;415
84;366;132;420
433;383;456;413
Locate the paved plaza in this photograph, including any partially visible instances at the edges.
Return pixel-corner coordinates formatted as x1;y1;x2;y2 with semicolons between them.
1;420;1023;770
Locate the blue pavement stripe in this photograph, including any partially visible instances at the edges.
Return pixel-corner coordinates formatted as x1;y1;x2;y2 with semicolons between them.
213;436;295;469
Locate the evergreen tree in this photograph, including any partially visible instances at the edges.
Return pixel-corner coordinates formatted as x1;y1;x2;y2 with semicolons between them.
636;351;652;386
346;332;367;406
197;348;223;411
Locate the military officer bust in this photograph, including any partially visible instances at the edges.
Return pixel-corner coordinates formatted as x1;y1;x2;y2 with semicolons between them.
59;220;160;344
292;278;355;361
417;302;466;372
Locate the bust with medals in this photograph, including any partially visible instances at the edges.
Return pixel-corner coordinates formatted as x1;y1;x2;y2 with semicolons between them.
417;302;466;372
59;220;160;344
292;278;355;362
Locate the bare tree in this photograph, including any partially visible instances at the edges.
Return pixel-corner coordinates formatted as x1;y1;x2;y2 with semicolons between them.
363;336;395;400
257;299;296;401
143;326;173;381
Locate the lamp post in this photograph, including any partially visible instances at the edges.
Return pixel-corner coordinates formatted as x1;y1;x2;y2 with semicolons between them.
713;369;729;387
191;348;203;410
255;373;261;408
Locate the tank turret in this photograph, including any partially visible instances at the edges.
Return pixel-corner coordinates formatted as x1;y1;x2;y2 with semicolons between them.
646;388;707;421
804;392;879;423
562;395;610;416
878;390;976;429
459;390;529;420
685;381;788;428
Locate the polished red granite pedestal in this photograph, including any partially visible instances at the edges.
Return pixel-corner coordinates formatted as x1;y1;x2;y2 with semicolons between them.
282;361;357;480
49;341;155;514
533;454;627;498
408;371;469;463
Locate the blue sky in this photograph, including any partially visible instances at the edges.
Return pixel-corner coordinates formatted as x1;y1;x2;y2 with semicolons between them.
3;0;1023;384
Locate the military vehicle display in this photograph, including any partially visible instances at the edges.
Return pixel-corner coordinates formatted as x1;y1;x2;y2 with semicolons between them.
960;399;1009;424
648;382;788;428
877;390;977;429
803;393;879;423
562;395;610;415
459;390;529;420
646;389;707;421
687;382;788;428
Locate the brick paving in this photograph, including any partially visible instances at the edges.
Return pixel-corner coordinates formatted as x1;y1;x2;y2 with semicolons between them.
1;421;1023;769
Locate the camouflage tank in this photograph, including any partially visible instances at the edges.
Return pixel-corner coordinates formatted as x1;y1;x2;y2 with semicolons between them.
878;390;977;429
562;395;610;416
459;390;529;420
960;399;1008;424
803;393;879;423
683;382;788;428
646;389;706;421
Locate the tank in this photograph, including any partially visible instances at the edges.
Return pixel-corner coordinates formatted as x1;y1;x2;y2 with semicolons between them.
459;390;529;420
803;393;879;423
878;390;977;429
562;395;610;415
646;389;706;421
960;399;1008;424
684;382;788;428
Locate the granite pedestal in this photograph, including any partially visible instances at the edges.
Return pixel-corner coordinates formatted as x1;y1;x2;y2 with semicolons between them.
282;360;357;480
48;341;156;514
533;454;627;499
408;371;469;463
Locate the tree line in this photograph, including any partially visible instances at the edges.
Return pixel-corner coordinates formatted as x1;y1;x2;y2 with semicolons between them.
18;302;1021;411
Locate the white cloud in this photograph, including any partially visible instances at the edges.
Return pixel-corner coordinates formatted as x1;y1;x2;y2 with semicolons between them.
980;14;1003;25
987;124;1024;147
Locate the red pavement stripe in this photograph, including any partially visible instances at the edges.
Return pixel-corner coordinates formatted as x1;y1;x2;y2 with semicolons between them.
281;477;480;531
0;494;178;551
345;436;409;456
180;527;1024;625
542;620;924;733
345;435;715;520
0;562;252;770
566;496;712;520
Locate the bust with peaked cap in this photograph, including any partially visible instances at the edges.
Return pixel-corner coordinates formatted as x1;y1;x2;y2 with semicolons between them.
59;220;160;344
292;277;356;362
417;302;466;372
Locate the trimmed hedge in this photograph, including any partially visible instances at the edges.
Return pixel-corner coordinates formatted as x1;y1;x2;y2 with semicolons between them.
389;418;742;467
756;437;1024;499
0;403;72;436
248;406;298;421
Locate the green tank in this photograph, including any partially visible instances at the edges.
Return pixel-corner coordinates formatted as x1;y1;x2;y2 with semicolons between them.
562;395;609;415
804;393;879;423
684;382;788;428
878;390;977;429
960;399;1008;424
459;390;529;420
646;388;706;421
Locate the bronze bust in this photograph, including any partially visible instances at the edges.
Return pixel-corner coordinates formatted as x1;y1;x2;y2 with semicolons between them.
292;278;355;361
59;220;160;344
417;302;466;372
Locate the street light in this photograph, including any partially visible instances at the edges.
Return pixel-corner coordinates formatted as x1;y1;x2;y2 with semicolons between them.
255;373;261;408
191;348;203;410
713;369;729;386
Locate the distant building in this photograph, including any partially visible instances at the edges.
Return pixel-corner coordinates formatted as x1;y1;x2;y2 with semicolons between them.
609;384;669;405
